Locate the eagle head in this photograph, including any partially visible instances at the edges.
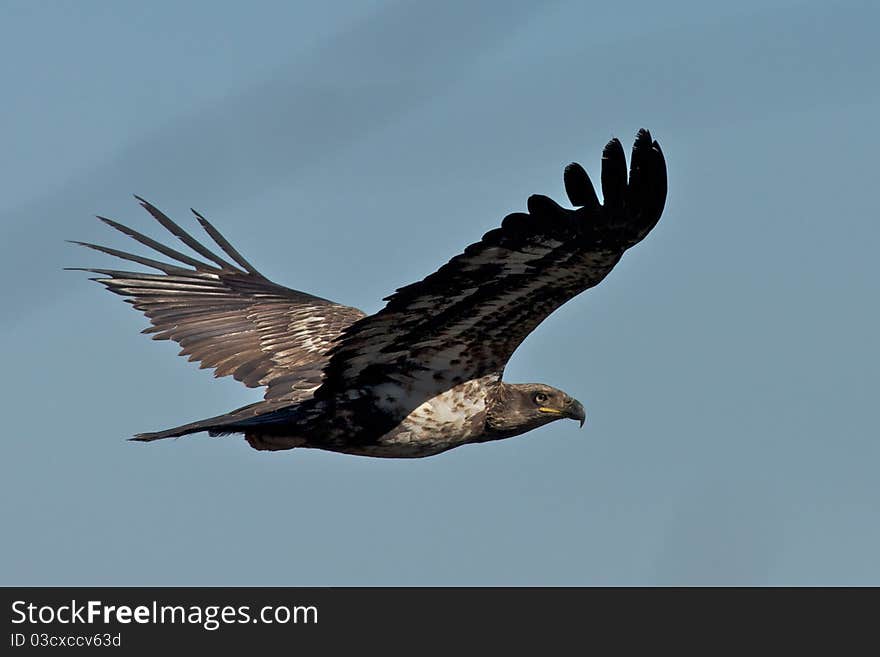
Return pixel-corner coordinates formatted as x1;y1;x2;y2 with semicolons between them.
485;383;586;437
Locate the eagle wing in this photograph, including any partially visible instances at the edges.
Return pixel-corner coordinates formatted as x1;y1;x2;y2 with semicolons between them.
317;129;666;400
72;198;365;403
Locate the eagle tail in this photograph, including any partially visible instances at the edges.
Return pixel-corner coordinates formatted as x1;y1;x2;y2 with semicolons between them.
130;416;235;442
130;400;297;442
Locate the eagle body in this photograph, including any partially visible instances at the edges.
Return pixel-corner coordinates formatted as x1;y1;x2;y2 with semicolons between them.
249;376;494;458
72;129;667;459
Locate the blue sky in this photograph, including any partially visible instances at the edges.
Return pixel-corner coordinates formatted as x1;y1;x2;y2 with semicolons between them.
1;0;878;585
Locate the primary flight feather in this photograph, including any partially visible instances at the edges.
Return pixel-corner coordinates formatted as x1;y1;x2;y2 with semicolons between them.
72;128;667;458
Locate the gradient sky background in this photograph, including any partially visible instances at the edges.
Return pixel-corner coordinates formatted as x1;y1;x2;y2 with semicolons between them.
2;0;878;585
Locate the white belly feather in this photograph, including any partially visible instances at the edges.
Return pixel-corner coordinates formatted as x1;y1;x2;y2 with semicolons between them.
366;376;494;456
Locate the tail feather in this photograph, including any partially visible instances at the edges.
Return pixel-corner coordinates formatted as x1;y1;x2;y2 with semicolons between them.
131;418;232;442
130;400;297;442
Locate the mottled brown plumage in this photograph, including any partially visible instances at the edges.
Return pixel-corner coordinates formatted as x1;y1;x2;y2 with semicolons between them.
71;128;667;458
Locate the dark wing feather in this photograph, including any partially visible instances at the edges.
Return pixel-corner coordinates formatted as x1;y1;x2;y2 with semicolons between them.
71;198;365;402
318;129;666;399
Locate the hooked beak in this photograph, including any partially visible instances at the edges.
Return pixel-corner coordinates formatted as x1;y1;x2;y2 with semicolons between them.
564;398;586;428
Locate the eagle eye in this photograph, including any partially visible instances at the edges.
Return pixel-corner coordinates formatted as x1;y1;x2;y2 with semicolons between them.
533;392;548;405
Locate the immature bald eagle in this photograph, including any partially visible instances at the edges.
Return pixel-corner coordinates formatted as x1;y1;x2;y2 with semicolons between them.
72;129;666;458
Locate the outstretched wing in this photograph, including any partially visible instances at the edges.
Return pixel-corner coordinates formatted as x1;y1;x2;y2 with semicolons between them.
318;129;666;400
71;198;365;402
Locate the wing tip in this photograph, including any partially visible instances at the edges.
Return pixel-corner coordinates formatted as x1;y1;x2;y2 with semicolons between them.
635;127;652;143
96;215;121;229
602;136;624;159
563;162;599;208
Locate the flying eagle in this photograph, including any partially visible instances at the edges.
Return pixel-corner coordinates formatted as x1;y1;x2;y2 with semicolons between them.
72;129;666;458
